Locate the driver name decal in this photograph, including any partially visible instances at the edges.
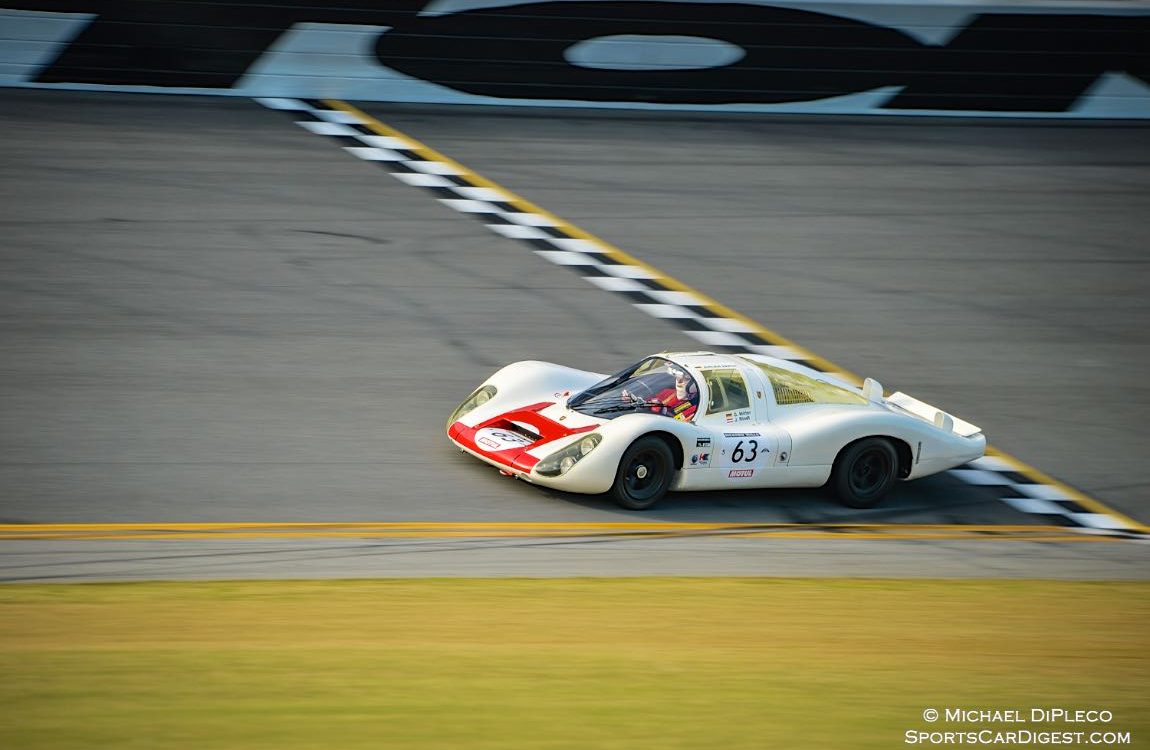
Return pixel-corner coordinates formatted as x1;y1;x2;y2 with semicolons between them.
724;409;752;424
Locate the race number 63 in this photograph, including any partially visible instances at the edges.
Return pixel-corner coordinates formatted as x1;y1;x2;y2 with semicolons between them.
731;439;758;463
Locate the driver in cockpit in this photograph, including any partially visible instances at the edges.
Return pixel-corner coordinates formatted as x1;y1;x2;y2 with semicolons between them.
664;368;699;420
623;367;698;420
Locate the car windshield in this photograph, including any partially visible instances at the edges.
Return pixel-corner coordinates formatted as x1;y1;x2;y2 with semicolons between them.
569;357;700;421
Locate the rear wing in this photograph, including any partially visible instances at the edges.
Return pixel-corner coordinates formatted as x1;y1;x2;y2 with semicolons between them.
885;391;982;437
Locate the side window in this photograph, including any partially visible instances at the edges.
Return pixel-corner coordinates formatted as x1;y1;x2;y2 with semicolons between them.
725;372;750;410
702;369;750;414
749;360;867;407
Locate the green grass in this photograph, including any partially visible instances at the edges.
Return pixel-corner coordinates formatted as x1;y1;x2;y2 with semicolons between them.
1;579;1147;749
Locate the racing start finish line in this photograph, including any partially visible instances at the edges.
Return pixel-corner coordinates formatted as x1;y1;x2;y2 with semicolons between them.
249;97;1146;542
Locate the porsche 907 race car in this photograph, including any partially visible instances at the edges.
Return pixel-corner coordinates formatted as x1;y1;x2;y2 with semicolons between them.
446;352;986;510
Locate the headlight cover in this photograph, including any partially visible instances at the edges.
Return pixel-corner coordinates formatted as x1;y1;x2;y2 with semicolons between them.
535;433;602;477
447;385;497;428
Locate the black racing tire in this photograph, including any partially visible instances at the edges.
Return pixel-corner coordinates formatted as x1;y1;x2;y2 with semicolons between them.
611;436;674;511
831;438;898;509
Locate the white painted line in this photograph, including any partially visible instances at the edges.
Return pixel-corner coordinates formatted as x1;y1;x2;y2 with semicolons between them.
1069;513;1132;531
968;456;1018;473
698;317;759;334
404;160;465;176
297;120;360;137
950;469;1013;486
533;250;598;266
439;198;501;214
586;276;650;293
1009;483;1072;501
498;212;560;227
634;303;699;319
312;109;364;125
548;237;610;255
487;224;554;240
685;330;752;347
344;146;407;162
453;186;511;202
357;134;415;151
1002;496;1064;515
256;97;307;110
597;264;659;279
645;290;707;307
745;344;805;360
390;172;457;188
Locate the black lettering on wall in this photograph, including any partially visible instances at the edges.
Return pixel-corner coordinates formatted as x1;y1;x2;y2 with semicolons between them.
10;0;1150;112
888;14;1150;111
372;2;924;104
26;0;431;87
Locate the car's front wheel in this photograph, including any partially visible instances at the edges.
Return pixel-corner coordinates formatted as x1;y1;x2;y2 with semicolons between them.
611;436;674;510
831;438;898;509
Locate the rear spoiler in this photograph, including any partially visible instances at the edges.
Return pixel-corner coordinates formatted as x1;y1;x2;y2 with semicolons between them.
885;391;982;437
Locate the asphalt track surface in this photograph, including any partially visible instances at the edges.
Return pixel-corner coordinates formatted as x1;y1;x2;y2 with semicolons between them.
1;91;1148;579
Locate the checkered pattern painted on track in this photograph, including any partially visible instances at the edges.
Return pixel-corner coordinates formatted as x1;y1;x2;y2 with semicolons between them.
260;97;1147;541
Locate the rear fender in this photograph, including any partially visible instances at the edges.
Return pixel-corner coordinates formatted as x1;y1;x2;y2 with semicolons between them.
779;408;983;474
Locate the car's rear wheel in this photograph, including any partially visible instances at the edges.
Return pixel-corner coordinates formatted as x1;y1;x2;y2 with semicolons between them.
831;438;898;509
611;436;674;510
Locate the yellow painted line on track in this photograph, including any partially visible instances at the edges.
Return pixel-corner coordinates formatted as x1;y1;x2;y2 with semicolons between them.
0;522;1126;543
326;99;1148;536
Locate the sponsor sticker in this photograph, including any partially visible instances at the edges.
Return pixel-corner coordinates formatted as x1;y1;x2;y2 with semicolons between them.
696;437;712;448
689;451;712;468
728;469;754;478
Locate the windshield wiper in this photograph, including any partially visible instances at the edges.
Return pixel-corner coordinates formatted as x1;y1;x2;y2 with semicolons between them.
589;400;666;415
570;381;622;408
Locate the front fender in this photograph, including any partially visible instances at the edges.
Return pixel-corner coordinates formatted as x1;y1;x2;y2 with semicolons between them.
528;413;703;494
451;361;604;428
597;413;703;468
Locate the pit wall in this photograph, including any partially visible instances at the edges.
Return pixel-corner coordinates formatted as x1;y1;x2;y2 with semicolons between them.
3;0;1149;117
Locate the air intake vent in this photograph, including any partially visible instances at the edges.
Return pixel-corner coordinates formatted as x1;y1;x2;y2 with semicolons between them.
495;420;541;443
772;383;815;405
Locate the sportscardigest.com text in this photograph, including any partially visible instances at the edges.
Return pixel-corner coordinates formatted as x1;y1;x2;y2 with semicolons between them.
906;709;1132;745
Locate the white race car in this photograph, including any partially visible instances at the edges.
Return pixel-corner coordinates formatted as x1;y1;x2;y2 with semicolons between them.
446;352;985;510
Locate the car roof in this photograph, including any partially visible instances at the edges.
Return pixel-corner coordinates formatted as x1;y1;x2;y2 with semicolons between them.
658;351;747;370
658;351;858;390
